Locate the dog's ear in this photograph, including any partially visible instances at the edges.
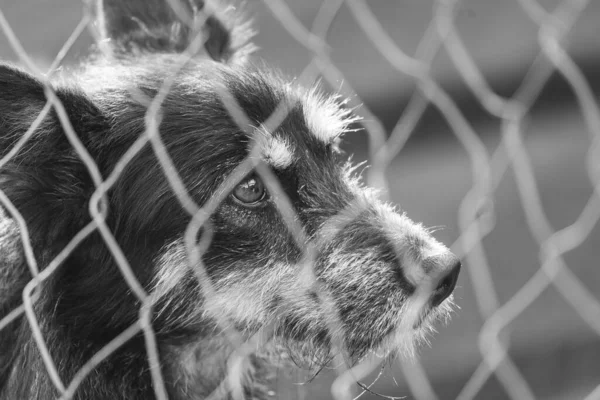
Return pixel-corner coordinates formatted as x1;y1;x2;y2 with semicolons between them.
96;0;254;63
0;64;106;243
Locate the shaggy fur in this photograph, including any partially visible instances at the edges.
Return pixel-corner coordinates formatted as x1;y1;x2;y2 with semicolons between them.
0;0;461;399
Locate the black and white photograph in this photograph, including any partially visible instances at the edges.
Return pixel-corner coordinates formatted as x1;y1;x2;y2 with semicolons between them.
0;0;599;399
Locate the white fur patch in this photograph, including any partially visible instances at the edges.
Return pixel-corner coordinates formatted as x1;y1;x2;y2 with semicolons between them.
199;260;320;340
151;239;189;303
253;127;295;169
302;87;360;144
151;239;302;330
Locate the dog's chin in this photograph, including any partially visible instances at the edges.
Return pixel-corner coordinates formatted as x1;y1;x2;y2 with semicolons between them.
392;295;456;360
262;295;456;372
352;295;457;364
413;296;455;330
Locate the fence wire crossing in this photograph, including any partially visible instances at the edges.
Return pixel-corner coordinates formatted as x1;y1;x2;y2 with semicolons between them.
0;0;599;399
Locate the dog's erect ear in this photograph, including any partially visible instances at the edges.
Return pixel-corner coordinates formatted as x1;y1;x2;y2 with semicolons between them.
96;0;254;63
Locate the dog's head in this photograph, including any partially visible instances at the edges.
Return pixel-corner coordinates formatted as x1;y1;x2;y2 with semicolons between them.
0;0;459;376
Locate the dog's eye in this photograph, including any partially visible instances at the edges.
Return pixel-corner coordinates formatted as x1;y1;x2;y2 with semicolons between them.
232;176;267;205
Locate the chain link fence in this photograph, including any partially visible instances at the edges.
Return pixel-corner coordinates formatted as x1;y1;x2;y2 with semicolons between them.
0;0;599;399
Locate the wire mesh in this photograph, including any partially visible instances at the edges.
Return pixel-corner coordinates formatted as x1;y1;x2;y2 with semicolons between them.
0;0;599;399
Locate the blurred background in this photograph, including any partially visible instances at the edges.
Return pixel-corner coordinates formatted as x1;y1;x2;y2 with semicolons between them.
1;0;599;399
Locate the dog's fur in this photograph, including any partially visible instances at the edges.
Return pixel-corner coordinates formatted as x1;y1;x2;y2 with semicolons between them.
0;1;461;399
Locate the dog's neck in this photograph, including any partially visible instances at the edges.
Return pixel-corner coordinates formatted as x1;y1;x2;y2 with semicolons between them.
3;318;275;400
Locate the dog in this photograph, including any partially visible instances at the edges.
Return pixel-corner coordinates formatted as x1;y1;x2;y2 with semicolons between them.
0;0;461;398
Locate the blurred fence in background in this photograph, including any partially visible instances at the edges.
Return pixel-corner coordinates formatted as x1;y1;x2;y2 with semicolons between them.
0;0;600;399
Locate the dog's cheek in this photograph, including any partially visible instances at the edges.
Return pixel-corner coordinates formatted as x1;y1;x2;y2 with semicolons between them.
151;243;297;333
204;261;299;330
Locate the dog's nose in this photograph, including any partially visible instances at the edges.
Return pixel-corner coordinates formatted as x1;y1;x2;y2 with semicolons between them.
430;256;461;307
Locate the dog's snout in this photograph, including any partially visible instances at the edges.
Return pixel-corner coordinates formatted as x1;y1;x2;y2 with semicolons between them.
430;256;461;307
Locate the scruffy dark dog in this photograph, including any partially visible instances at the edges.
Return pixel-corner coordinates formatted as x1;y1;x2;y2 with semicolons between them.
0;0;461;399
